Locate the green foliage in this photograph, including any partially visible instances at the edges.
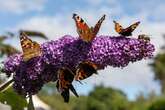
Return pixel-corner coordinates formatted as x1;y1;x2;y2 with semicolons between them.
87;85;129;110
151;53;165;93
148;98;165;110
86;97;107;110
0;87;27;110
38;85;130;110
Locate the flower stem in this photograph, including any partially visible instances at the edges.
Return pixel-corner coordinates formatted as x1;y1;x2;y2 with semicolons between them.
28;95;35;110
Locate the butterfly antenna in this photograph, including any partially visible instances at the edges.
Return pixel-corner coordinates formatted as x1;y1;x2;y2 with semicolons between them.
61;89;70;103
77;80;83;85
69;84;79;97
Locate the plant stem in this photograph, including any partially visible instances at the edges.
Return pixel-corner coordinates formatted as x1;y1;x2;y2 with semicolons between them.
28;95;35;110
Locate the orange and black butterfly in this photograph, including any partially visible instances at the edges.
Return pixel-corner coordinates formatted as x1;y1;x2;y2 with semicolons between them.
138;34;150;42
73;13;106;42
113;20;140;36
56;67;79;102
20;32;42;62
75;61;98;81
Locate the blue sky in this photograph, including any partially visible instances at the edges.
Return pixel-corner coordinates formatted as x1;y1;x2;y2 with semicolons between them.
0;0;165;100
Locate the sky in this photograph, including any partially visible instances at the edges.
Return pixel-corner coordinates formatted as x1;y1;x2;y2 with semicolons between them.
0;0;165;100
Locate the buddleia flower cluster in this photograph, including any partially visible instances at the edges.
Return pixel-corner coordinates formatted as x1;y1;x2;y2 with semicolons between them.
2;35;155;97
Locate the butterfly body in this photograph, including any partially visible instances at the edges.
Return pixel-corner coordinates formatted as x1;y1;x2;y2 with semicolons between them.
113;20;140;36
73;13;105;42
75;61;98;81
20;32;42;62
56;67;78;102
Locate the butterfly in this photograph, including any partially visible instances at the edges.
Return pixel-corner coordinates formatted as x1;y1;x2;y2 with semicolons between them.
56;67;79;102
20;32;42;62
113;20;140;36
73;13;106;42
138;34;150;42
75;61;98;81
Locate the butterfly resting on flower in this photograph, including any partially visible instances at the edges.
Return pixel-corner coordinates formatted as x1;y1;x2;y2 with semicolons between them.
138;34;150;42
56;67;79;102
73;13;106;42
75;61;98;81
113;20;140;36
20;32;42;62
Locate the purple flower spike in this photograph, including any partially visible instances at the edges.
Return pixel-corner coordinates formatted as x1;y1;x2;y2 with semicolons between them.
2;35;155;96
3;53;22;77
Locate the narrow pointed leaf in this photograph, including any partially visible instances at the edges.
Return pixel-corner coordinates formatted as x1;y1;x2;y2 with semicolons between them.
0;79;13;92
20;30;48;40
0;87;27;110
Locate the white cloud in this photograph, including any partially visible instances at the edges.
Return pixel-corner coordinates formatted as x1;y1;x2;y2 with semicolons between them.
0;0;46;14
85;0;118;6
13;14;77;40
85;61;161;98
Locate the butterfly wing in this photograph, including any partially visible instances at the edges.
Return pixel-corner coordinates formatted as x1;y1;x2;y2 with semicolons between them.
20;32;42;61
56;67;78;102
75;61;98;81
113;20;123;34
73;13;93;42
60;88;70;102
93;14;106;37
120;21;140;36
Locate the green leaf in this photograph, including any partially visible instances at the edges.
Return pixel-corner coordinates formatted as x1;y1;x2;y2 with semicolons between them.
0;43;19;56
0;79;13;92
0;87;27;110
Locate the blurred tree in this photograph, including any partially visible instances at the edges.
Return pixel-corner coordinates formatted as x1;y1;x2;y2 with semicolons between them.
150;34;165;94
148;98;165;110
0;36;18;56
86;85;129;110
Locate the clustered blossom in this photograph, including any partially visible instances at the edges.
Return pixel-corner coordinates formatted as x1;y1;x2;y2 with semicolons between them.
2;53;22;77
2;35;155;96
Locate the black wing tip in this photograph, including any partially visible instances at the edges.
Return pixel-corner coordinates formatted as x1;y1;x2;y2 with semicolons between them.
19;31;28;40
73;13;77;18
137;21;140;24
61;90;70;103
20;31;27;36
113;20;117;23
